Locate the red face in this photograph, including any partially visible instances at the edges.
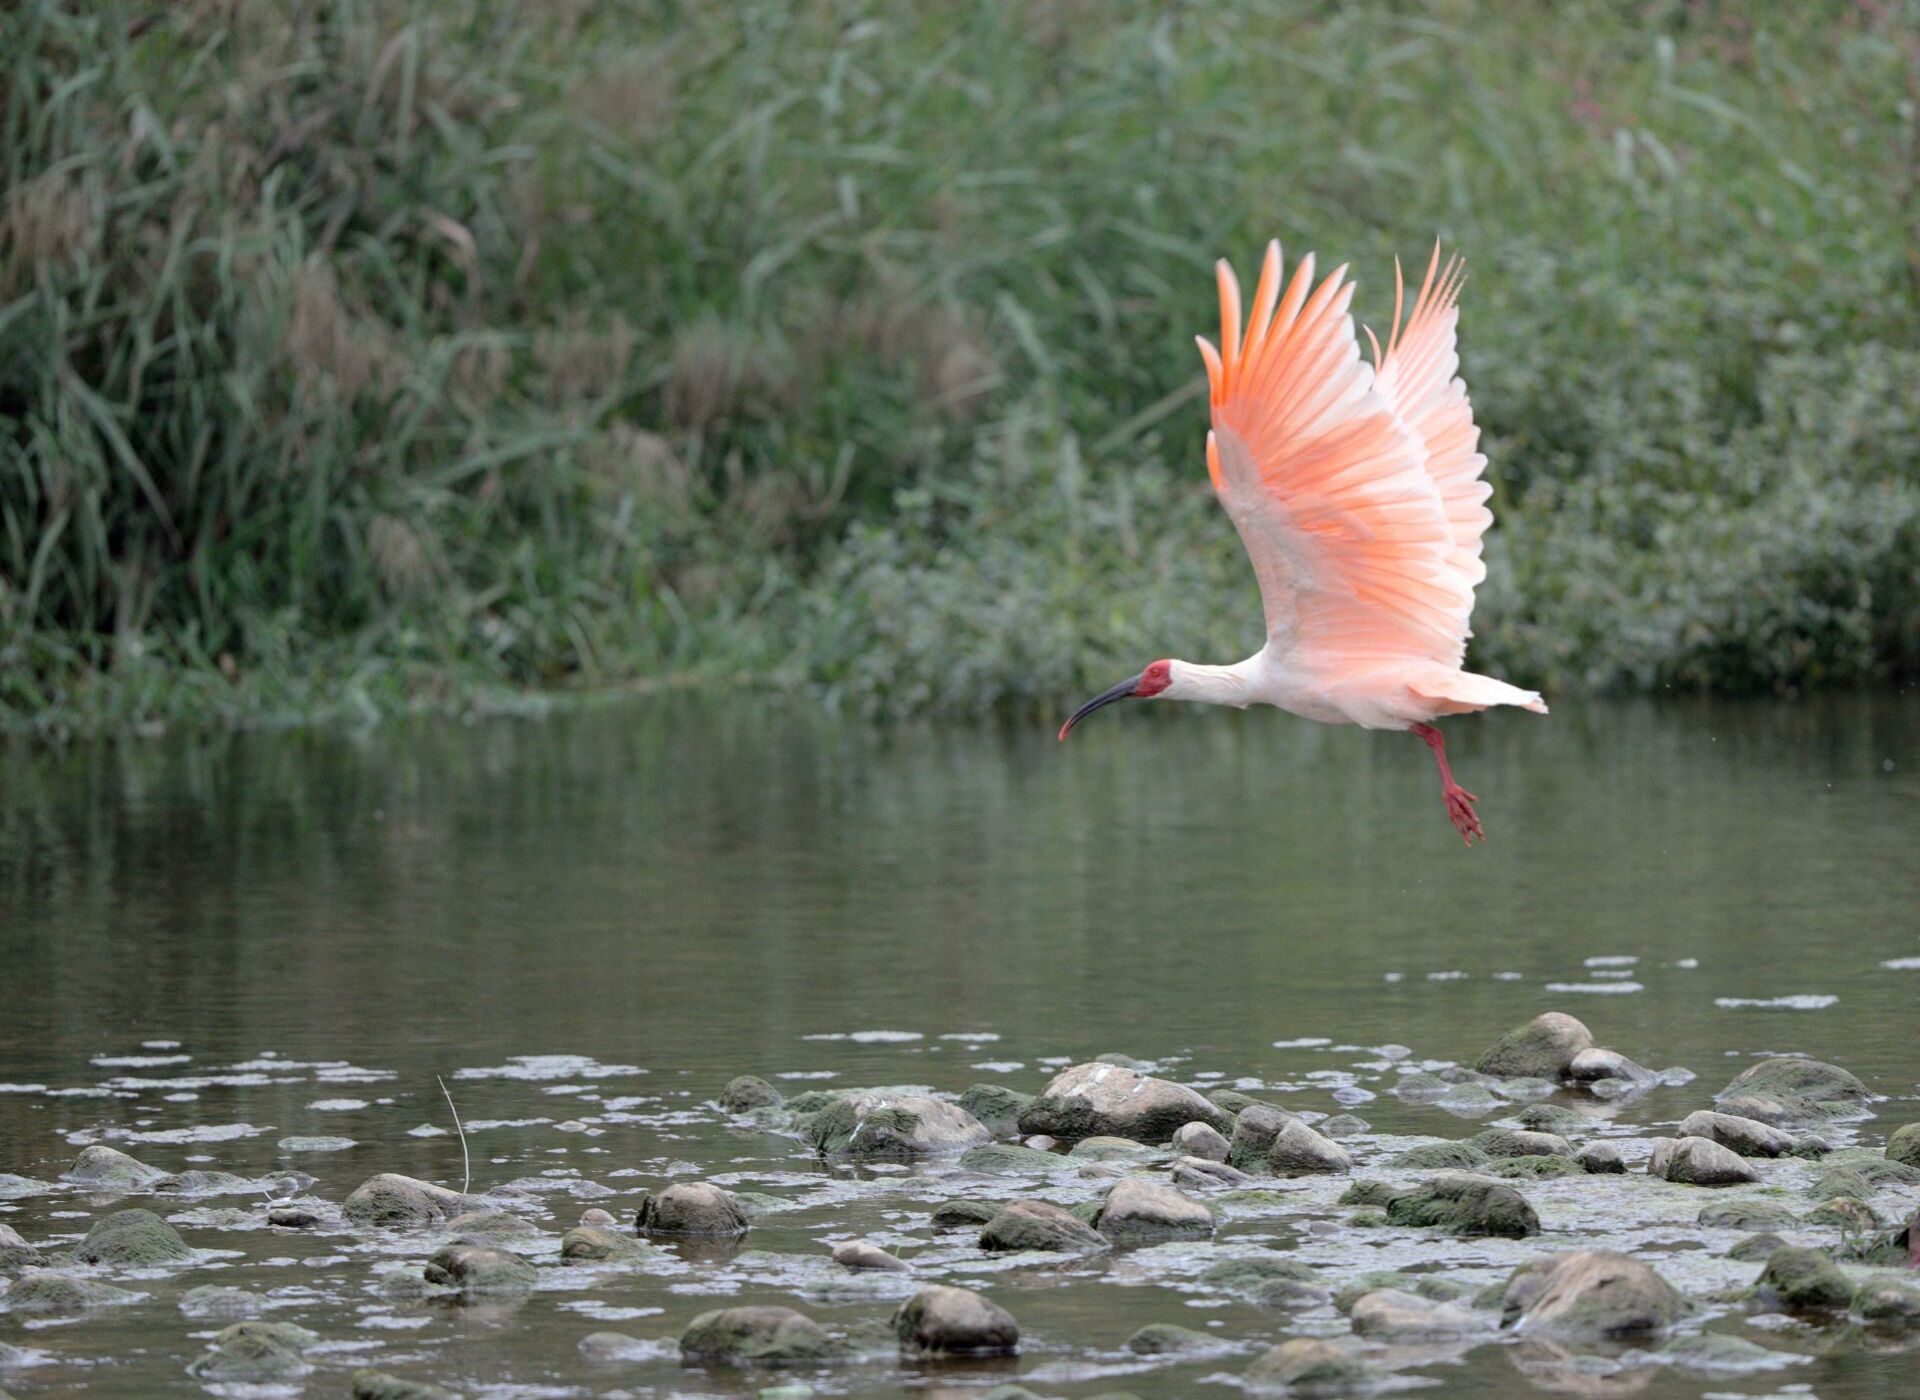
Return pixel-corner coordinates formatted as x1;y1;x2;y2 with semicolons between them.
1135;660;1174;697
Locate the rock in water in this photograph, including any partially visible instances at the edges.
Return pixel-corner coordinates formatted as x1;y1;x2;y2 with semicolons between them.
1386;1173;1539;1237
634;1182;750;1236
893;1285;1019;1355
1094;1178;1215;1243
1126;1323;1221;1354
1244;1338;1372;1391
1228;1104;1299;1169
1395;1140;1490;1171
1349;1288;1486;1338
560;1226;647;1262
831;1240;909;1272
720;1075;782;1112
423;1244;536;1296
0;1223;44;1276
930;1200;1000;1229
1754;1245;1853;1310
1473;1129;1573;1159
1017;1063;1230;1144
1173;1121;1230;1161
342;1174;472;1227
74;1208;192;1265
1886;1122;1920;1168
1677;1110;1795;1158
179;1284;265;1318
1566;1047;1655;1086
1172;1156;1252;1189
1504;1250;1691;1337
1574;1143;1625;1174
4;1271;142;1312
187;1322;315;1382
1855;1278;1920;1326
978;1201;1106;1254
352;1370;463;1400
63;1146;168;1190
1475;1013;1594;1080
1648;1136;1759;1186
1267;1120;1352;1176
1718;1058;1868;1107
680;1306;845;1366
447;1210;541;1247
958;1143;1064;1174
805;1092;989;1160
958;1083;1034;1135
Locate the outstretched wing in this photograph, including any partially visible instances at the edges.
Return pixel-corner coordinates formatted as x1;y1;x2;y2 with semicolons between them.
1371;245;1493;594
1197;242;1472;671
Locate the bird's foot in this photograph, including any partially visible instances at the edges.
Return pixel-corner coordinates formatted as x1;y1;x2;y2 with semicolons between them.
1442;782;1484;846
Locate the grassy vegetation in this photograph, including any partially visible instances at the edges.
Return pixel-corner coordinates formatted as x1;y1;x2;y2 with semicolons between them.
4;0;1919;735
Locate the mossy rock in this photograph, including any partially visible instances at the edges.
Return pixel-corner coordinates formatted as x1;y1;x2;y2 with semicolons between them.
681;1305;847;1366
74;1209;192;1266
1199;1255;1320;1295
1393;1141;1489;1171
1125;1322;1221;1354
958;1143;1062;1174
1755;1245;1853;1310
930;1199;1000;1229
559;1226;648;1262
1336;1179;1398;1208
958;1084;1034;1135
1886;1123;1920;1168
1385;1174;1539;1238
1514;1103;1589;1133
352;1370;462;1400
1728;1232;1788;1262
1489;1154;1584;1180
1699;1200;1797;1231
720;1076;783;1112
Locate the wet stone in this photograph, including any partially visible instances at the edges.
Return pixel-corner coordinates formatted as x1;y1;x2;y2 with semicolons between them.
1575;1142;1626;1173
806;1092;989;1160
960;1142;1063;1173
1394;1140;1489;1170
1649;1136;1759;1185
1244;1337;1372;1392
721;1075;783;1112
187;1322;316;1382
1228;1103;1298;1169
1663;1334;1798;1372
1173;1120;1230;1161
1350;1287;1486;1338
1068;1135;1159;1162
931;1199;1000;1229
64;1145;167;1190
578;1331;651;1360
342;1173;472;1227
1729;1231;1789;1261
1503;1250;1691;1337
447;1209;542;1246
1126;1322;1221;1354
635;1181;750;1236
832;1240;908;1271
579;1207;616;1226
1094;1177;1215;1244
352;1370;463;1400
1855;1278;1920;1326
1473;1128;1573;1158
560;1225;647;1261
1567;1046;1655;1086
1385;1173;1540;1237
1718;1057;1868;1108
1489;1153;1584;1180
0;1224;43;1276
1678;1109;1796;1158
1755;1245;1854;1310
893;1284;1019;1355
422;1243;537;1296
979;1200;1106;1254
681;1305;847;1366
1172;1155;1251;1189
1515;1103;1589;1133
75;1208;192;1265
1475;1011;1594;1080
959;1083;1034;1136
1321;1113;1370;1136
1887;1122;1920;1167
268;1204;321;1228
1699;1199;1796;1230
179;1284;265;1317
4;1270;142;1312
1018;1063;1230;1144
1267;1119;1351;1175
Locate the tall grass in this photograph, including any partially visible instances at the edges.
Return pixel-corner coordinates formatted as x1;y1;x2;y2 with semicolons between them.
3;0;1918;733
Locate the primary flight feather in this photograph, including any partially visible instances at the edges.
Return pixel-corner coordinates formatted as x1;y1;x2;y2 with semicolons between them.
1060;240;1545;845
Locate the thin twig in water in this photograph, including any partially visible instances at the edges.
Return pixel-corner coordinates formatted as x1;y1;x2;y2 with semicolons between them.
438;1074;470;1197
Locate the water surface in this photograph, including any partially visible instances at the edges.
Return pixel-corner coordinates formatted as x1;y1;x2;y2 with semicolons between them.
2;695;1916;1396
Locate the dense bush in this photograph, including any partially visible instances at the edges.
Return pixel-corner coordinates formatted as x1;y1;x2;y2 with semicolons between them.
2;1;1917;732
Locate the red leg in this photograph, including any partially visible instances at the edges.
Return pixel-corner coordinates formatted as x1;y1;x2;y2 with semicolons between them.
1410;723;1484;846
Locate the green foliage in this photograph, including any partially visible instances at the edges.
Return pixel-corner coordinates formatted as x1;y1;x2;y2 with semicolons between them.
3;0;1918;732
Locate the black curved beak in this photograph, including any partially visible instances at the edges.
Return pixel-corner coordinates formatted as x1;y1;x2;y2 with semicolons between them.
1058;672;1145;741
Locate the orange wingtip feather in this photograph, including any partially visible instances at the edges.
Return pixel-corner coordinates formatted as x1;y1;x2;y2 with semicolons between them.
1215;260;1243;383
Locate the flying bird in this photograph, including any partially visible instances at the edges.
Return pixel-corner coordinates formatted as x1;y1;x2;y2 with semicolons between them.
1059;241;1545;845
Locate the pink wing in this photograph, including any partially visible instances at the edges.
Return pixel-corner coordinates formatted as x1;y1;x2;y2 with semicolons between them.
1371;246;1493;594
1197;242;1472;672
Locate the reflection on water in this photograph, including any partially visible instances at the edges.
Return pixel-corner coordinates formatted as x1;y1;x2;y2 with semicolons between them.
1;694;1917;1397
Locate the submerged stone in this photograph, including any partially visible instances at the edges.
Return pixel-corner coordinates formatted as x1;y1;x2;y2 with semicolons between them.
342;1173;472;1227
1094;1178;1214;1244
806;1092;989;1160
1244;1337;1372;1392
1698;1199;1796;1230
179;1284;266;1317
1648;1136;1758;1186
1729;1231;1789;1262
1854;1278;1920;1327
4;1270;141;1312
64;1145;167;1191
1754;1245;1853;1310
187;1322;315;1382
74;1208;192;1265
635;1181;749;1236
930;1199;1000;1229
351;1370;463;1400
560;1226;647;1262
422;1244;536;1296
958;1083;1034;1135
893;1285;1019;1355
978;1201;1106;1254
1475;1012;1593;1080
1503;1250;1691;1337
1125;1322;1221;1354
1887;1122;1920;1168
721;1075;783;1112
1490;1154;1584;1180
1385;1173;1539;1237
1394;1140;1489;1171
446;1209;541;1246
681;1305;846;1366
1018;1063;1229;1144
1663;1333;1799;1372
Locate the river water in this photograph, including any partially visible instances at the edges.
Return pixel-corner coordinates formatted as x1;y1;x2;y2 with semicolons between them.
1;695;1916;1397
